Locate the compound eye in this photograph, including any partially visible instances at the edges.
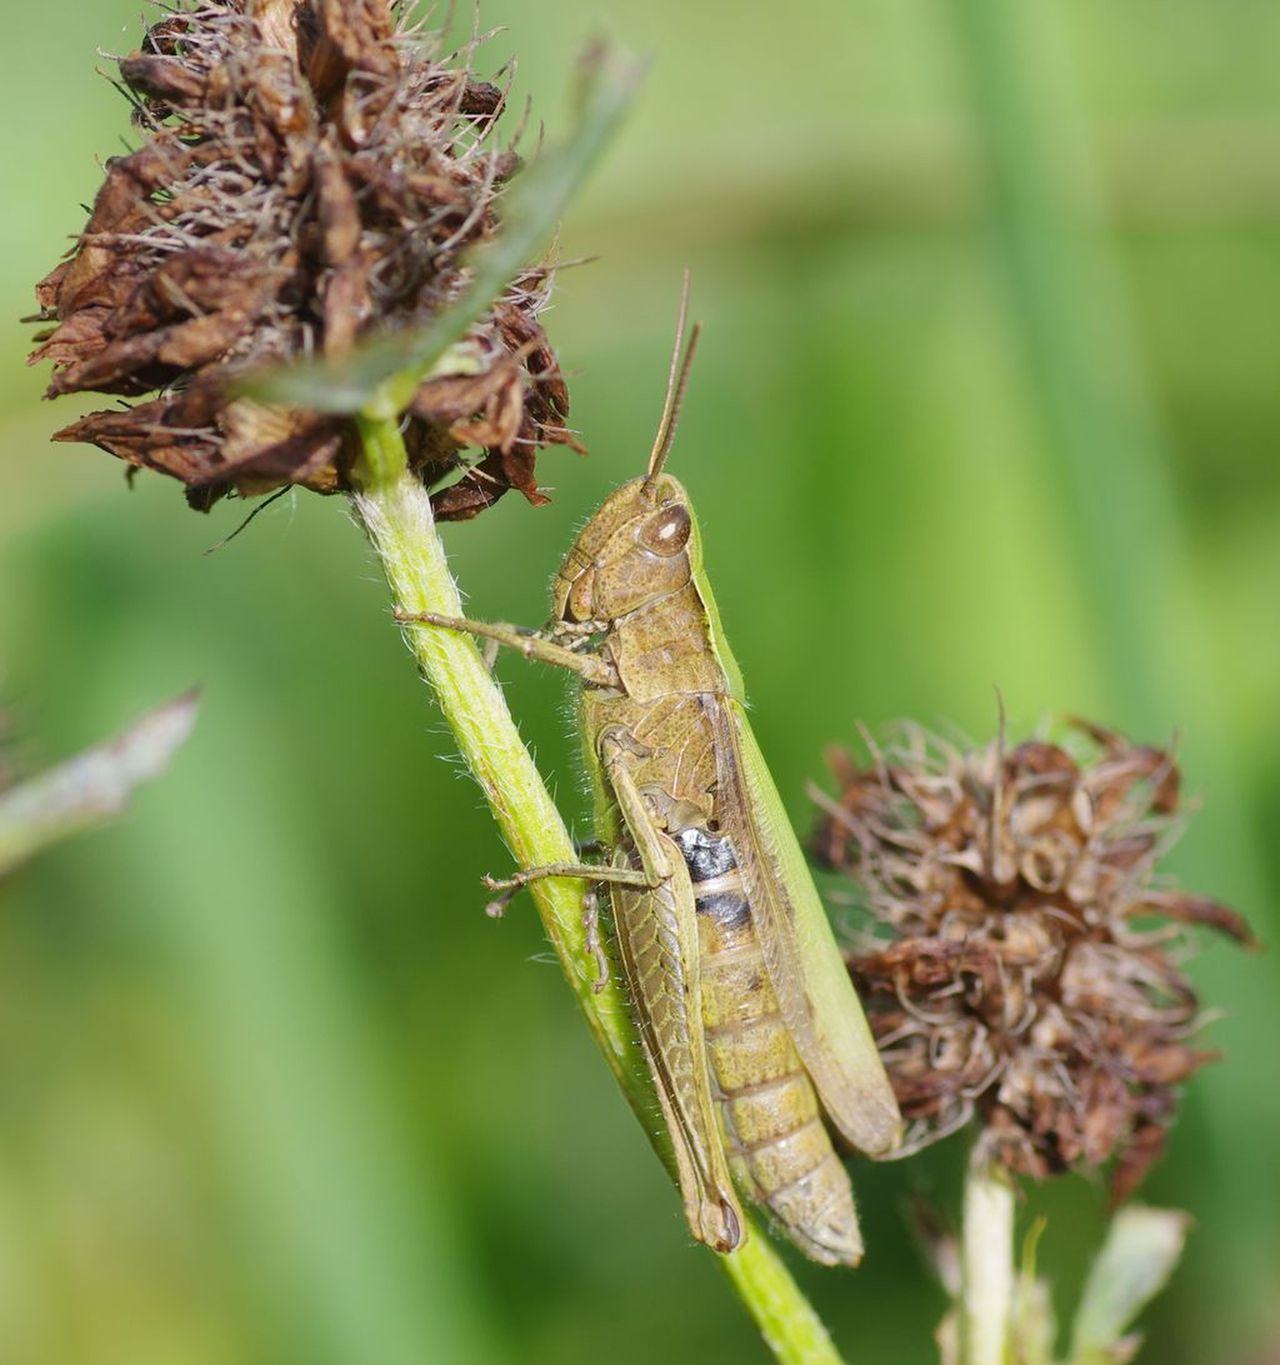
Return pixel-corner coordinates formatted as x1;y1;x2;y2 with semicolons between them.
638;504;692;557
566;568;596;621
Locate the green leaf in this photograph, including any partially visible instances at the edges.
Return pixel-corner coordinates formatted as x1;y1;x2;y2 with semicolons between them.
1010;1218;1055;1365
1068;1207;1191;1364
242;47;643;417
0;691;200;877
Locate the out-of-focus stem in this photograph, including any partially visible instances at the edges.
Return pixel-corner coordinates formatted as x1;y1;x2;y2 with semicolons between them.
0;692;199;875
960;1154;1015;1365
349;413;846;1365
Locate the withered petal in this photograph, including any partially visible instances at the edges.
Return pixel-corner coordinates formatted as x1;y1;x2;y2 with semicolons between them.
119;53;210;106
1109;1121;1168;1207
53;401;221;484
29;307;112;372
1136;891;1259;949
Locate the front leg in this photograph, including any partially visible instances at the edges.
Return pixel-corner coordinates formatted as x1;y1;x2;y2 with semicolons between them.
394;611;619;687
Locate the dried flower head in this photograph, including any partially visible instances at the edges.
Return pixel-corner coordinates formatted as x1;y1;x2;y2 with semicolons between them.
28;0;578;519
811;720;1255;1201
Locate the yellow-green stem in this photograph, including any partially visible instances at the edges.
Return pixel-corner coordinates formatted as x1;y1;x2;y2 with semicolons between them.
960;1154;1015;1365
349;414;845;1365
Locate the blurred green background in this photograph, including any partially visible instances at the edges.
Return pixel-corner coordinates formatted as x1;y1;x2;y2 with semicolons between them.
2;1;1278;1361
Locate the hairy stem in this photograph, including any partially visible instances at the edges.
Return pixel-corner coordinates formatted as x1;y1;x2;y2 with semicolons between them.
349;414;845;1365
960;1155;1015;1365
723;1246;845;1365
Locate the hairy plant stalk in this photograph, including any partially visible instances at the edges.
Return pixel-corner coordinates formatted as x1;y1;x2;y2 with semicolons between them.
960;1155;1015;1365
351;412;640;1065
722;1250;844;1365
350;412;846;1365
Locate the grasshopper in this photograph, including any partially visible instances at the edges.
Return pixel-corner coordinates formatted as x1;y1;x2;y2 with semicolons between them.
403;280;901;1265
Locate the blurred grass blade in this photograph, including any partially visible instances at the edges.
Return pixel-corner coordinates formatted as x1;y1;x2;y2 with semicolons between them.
947;1;1278;1335
946;0;1179;715
115;681;499;1365
244;48;643;416
1068;1207;1190;1363
1010;1218;1055;1365
0;691;199;876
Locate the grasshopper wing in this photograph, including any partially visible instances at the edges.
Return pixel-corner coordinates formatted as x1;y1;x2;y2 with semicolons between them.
610;835;745;1253
712;699;901;1156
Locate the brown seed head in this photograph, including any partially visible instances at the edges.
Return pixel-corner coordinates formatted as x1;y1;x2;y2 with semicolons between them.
28;0;580;518
811;720;1255;1200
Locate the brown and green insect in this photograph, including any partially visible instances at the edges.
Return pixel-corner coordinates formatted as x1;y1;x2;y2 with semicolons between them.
404;282;901;1265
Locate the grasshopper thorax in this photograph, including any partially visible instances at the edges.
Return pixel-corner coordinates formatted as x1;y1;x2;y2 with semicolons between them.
552;472;697;626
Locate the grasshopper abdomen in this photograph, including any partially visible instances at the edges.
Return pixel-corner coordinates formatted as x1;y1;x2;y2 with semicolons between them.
674;827;864;1267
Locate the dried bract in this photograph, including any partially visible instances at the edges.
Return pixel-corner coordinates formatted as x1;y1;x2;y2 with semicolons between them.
28;0;579;518
811;721;1254;1200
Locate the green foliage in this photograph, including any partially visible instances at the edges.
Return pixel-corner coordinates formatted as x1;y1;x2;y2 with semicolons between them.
2;1;1276;1362
1069;1209;1191;1364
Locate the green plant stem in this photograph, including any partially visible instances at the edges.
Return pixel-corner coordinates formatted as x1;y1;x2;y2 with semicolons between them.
350;413;845;1365
722;1244;844;1365
0;692;199;875
960;1155;1015;1365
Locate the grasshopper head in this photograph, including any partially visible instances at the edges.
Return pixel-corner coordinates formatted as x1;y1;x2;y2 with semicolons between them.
552;472;696;624
553;275;703;628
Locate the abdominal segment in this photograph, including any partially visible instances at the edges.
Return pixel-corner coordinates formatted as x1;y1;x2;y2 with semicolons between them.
672;826;864;1267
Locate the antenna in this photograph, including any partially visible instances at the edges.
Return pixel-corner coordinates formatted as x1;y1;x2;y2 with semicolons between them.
645;270;702;482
